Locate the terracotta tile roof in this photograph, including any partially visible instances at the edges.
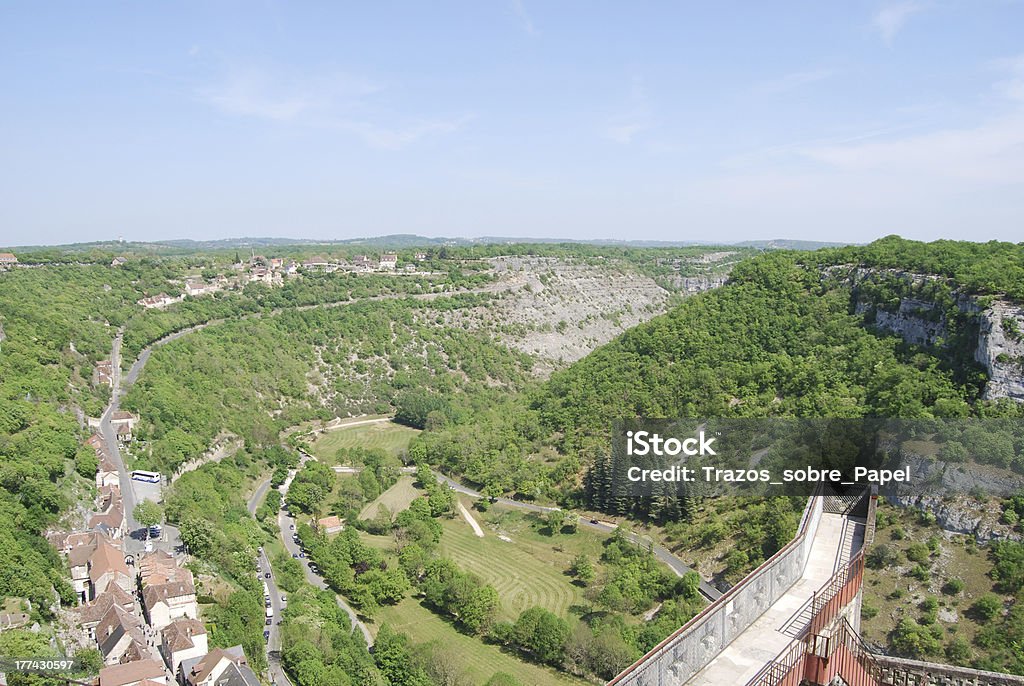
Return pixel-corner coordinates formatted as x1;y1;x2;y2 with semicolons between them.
99;658;165;686
316;515;343;530
142;578;195;610
90;540;130;584
76;586;136;625
139;551;191;586
186;647;245;686
97;606;144;659
162;618;205;652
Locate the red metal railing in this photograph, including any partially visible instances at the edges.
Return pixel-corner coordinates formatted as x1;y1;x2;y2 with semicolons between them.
809;549;865;635
748;619;879;686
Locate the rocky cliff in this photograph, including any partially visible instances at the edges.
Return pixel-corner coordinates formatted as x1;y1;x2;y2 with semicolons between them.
975;300;1024;402
846;268;1024;403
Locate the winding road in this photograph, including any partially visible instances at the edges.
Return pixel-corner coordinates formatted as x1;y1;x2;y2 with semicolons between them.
246;480;291;685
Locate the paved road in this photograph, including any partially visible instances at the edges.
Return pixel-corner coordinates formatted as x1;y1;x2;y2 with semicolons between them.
100;326;212;554
275;462;375;648
247;479;291;685
248;478;273;514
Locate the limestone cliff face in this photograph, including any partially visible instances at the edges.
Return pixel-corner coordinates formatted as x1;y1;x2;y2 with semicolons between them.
975;301;1024;402
854;298;947;347
845;268;1023;403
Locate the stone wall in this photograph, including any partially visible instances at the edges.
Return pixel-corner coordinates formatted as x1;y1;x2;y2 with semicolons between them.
873;654;1024;685
609;493;825;686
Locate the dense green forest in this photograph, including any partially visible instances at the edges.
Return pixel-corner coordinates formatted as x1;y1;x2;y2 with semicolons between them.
123;295;533;474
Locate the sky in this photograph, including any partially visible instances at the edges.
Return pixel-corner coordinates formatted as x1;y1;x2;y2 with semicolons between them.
2;1;1023;246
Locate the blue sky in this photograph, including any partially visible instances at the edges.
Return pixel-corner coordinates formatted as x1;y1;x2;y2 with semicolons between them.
2;1;1023;246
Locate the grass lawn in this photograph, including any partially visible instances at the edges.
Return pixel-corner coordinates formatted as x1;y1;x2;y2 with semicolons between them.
440;502;611;621
374;597;586;686
311;419;419;464
359;475;420;520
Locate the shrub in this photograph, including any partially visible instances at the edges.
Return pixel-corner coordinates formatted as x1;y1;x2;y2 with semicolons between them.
942;578;964;595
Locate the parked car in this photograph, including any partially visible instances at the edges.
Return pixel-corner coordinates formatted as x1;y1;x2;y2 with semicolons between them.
263;631;270;641
265;617;272;625
264;572;271;579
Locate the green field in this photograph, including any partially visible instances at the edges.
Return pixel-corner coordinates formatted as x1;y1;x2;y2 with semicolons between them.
311;418;420;464
439;503;612;621
374;596;585;686
359;475;421;520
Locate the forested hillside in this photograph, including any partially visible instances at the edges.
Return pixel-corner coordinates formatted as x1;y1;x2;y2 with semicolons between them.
414;239;1024;578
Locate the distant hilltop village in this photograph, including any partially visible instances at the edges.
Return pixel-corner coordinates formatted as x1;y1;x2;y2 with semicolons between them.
131;251;431;310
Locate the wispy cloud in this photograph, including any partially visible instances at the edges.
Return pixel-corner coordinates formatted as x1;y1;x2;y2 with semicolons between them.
992;54;1024;102
754;68;836;95
328;115;475;151
602;77;651;144
874;1;926;45
510;0;539;36
199;68;469;149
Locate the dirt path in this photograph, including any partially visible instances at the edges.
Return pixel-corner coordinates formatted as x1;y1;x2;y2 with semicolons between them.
458;501;485;537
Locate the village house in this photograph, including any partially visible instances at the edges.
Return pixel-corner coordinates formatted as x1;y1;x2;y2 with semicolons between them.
181;647;258;686
379;253;398;270
99;658;168;686
89;539;133;600
89;506;126;540
110;411;138;432
60;531;115;601
301;256;337;272
414;252;427;261
111;256;127;267
160;618;208;673
350;255;375;272
75;585;136;639
94;360;115;387
138;294;179;309
142;578;197;630
247;267;274;285
97;454;120;489
268;257;284;270
139;553;198;630
110;411;138;442
0;252;18;268
96;604;148;665
184;280;222;298
315;515;344;536
116;424;134;444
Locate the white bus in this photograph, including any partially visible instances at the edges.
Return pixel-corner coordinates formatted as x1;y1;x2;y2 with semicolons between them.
131;470;161;484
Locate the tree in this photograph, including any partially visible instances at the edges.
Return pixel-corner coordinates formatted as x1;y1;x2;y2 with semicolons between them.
179;515;215;555
134;500;164;529
460;585;499;634
544;509;565;535
569;554;595;586
510;607;570;665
